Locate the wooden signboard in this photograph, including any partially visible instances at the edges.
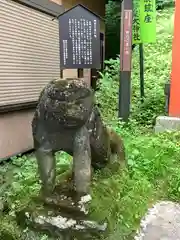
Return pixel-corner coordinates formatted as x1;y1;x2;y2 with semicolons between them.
58;4;101;69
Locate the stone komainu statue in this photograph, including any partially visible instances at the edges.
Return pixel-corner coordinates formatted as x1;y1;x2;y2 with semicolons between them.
32;78;126;197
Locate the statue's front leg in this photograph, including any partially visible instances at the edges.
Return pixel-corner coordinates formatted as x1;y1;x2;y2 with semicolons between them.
35;147;56;197
73;126;91;197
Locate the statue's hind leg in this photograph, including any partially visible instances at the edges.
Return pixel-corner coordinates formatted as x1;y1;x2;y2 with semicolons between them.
108;128;126;168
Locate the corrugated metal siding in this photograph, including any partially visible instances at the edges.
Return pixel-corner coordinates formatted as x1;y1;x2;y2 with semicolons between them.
0;0;60;106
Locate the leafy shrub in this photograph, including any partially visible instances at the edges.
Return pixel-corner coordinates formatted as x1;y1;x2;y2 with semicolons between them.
100;7;174;127
105;0;120;59
156;0;175;9
105;0;175;59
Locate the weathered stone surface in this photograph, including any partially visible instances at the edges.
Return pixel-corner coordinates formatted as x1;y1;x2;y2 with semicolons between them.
135;201;180;240
29;78;124;239
32;78;126;197
16;192;107;240
154;116;180;133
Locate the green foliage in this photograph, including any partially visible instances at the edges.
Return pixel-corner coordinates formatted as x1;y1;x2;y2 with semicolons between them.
156;0;163;8
105;0;174;59
100;7;174;127
156;0;175;9
90;131;180;239
105;0;120;59
90;7;176;239
0;153;71;239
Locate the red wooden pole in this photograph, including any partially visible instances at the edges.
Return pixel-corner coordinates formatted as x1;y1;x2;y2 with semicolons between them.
169;0;180;116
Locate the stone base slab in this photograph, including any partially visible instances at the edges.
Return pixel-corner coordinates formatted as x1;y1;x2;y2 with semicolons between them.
154;116;180;133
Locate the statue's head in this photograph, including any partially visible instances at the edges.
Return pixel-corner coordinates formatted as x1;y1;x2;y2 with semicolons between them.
38;78;95;128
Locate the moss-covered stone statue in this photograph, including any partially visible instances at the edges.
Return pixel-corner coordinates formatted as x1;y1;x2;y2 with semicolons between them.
32;78;126;198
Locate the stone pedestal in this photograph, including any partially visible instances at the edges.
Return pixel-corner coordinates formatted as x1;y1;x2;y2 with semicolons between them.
15;186;107;240
154;116;180;133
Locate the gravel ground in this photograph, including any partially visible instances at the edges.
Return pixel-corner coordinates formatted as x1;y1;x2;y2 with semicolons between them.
135;201;180;240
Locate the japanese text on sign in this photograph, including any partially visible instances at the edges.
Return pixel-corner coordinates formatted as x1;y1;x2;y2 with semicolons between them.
122;10;133;71
132;0;141;44
140;0;156;43
67;18;94;66
143;0;154;23
59;5;101;69
124;11;131;56
132;0;156;44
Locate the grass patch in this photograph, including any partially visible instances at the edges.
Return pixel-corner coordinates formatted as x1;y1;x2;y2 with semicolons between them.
0;7;177;240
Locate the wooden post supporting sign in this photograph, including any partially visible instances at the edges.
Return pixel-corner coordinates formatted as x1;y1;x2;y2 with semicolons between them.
119;0;133;121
